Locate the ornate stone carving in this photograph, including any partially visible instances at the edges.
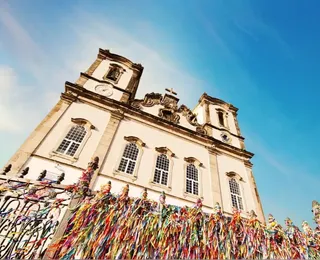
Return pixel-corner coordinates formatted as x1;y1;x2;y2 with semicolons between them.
155;147;175;157
124;136;146;147
131;92;163;109
184;157;203;167
131;92;207;130
196;125;207;135
226;171;244;182
158;108;180;123
178;105;199;126
162;94;178;110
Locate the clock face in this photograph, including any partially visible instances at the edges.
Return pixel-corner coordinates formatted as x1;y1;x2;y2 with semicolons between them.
221;132;231;143
94;84;113;97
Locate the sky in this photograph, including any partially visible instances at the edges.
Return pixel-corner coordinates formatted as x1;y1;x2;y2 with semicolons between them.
0;0;319;227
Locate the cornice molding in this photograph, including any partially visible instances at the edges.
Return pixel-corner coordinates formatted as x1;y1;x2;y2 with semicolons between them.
199;93;238;112
184;157;203;167
207;123;245;140
155;147;175;157
98;48;144;72
124;136;146;147
226;171;245;182
79;73;132;94
63;83;254;160
71;118;95;129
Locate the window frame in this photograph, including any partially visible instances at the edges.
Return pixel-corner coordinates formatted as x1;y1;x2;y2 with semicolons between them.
183;157;203;199
103;63;126;84
226;172;246;212
149;147;174;191
50;118;95;162
113;136;145;181
216;108;229;129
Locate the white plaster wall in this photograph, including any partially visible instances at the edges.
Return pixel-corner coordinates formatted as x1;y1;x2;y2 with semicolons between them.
209;105;241;148
23;156;83;184
193;105;205;125
209;104;237;134
83;79;125;101
34;102;111;169
212;128;241;148
94;175;213;213
216;154;256;216
91;60;133;90
98;119;214;209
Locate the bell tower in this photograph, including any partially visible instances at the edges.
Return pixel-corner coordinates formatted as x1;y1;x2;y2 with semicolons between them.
5;49;144;181
75;48;144;103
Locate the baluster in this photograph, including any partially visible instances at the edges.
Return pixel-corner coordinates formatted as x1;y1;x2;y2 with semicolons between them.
18;167;29;178
1;164;12;175
37;170;47;181
56;172;65;184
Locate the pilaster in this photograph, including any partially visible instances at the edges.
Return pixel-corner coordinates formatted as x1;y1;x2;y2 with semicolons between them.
75;54;104;87
6;99;71;174
206;146;223;208
204;101;213;136
89;109;124;188
244;160;265;224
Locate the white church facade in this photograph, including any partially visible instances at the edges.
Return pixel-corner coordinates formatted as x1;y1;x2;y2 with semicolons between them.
6;48;265;222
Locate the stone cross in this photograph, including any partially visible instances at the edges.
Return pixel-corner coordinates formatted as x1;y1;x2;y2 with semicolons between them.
165;87;177;95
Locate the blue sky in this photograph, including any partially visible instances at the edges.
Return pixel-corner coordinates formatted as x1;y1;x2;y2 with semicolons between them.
0;0;319;227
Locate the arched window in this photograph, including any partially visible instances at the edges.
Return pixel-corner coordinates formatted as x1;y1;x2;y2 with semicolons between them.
117;143;139;175
186;164;199;195
104;64;125;83
153;154;170;185
229;178;244;210
218;111;225;126
56;125;87;156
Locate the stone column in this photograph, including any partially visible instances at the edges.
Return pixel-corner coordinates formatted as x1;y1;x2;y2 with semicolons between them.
6;99;71;174
245;161;265;224
89;109;124;189
207;146;223;208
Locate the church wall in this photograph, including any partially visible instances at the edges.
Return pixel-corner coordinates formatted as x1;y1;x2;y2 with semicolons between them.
83;79;124;101
94;175;213;213
193;105;205;125
216;154;256;215
22;156;83;184
97;118;214;209
209;105;241;148
140;104;197;131
91;60;133;89
30;101;111;176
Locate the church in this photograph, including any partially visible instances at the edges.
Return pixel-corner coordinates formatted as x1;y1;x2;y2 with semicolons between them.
6;48;264;222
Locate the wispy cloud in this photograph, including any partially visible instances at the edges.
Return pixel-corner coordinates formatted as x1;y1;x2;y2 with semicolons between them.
65;10;207;105
0;4;206;164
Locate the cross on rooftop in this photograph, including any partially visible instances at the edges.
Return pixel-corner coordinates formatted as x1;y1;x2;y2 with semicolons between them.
165;87;177;95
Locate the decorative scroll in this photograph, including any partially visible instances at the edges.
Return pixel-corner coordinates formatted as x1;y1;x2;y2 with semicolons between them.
50;183;320;260
131;93;203;128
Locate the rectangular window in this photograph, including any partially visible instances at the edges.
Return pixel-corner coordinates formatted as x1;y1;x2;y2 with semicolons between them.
186;164;199;195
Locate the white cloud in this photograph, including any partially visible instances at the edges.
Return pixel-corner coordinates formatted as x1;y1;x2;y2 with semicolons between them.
0;66;43;132
0;4;207;136
65;11;207;105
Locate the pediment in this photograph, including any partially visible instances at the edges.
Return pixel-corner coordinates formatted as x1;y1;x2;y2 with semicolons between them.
131;92;205;133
